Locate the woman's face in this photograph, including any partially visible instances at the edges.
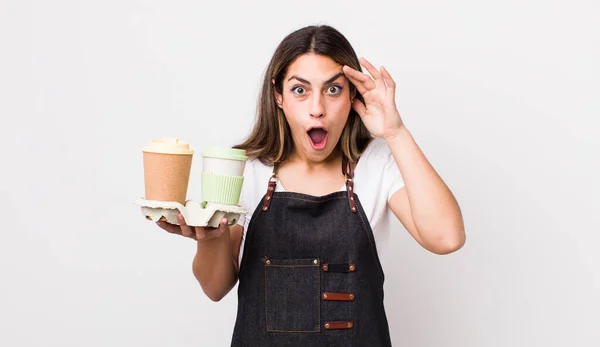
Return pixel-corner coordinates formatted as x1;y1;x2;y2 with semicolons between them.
274;53;354;163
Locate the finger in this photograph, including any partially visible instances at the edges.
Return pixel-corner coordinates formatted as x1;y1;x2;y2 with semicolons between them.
221;218;229;229
195;227;207;240
359;57;385;89
216;218;230;237
196;218;228;241
177;213;195;238
347;77;369;96
380;66;396;89
343;65;375;89
342;65;370;83
342;65;375;92
156;221;182;235
343;70;369;95
352;99;367;118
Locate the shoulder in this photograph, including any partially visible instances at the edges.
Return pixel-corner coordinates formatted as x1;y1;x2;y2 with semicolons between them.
358;138;393;165
238;158;273;225
240;158;273;200
355;137;404;196
244;157;274;178
353;138;391;183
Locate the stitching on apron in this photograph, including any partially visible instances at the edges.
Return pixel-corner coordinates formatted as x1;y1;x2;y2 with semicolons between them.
318;261;321;332
267;329;320;333
266;265;318;268
264;262;268;330
263;261;321;333
271;196;346;203
355;203;385;283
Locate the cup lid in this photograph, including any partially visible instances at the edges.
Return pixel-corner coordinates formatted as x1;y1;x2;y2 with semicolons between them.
203;147;248;161
143;138;194;155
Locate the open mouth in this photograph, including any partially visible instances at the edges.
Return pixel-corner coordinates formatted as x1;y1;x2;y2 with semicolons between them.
307;127;328;150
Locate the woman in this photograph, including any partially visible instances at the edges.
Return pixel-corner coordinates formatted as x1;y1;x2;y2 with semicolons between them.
157;24;465;346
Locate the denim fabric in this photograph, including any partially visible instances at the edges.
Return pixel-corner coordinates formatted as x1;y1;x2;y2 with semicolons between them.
231;190;392;346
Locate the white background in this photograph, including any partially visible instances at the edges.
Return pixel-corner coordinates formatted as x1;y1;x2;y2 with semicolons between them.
1;0;599;346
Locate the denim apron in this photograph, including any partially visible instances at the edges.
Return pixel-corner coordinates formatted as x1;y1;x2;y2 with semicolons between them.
231;156;392;346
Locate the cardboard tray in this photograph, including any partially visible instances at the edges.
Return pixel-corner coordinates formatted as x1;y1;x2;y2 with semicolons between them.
134;198;247;228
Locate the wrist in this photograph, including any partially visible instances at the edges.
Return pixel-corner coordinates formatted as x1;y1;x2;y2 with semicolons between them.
196;226;231;246
383;125;409;143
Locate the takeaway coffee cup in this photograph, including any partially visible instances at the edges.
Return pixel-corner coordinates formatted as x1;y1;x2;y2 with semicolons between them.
143;138;194;205
201;147;248;205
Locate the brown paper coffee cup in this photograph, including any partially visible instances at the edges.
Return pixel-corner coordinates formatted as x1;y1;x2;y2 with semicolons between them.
143;138;194;205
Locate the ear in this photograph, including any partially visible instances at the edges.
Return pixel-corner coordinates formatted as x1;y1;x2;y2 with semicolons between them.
272;78;283;108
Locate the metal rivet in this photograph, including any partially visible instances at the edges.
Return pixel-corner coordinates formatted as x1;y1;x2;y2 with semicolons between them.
266;196;271;200
313;259;318;264
349;186;353;191
349;294;355;300
349;265;356;271
266;260;271;265
263;206;268;211
268;187;274;191
352;207;357;212
347;322;353;328
323;293;328;299
325;323;330;329
350;196;354;200
322;265;328;271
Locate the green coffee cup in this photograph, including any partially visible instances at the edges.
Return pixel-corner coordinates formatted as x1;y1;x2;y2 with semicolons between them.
201;147;248;205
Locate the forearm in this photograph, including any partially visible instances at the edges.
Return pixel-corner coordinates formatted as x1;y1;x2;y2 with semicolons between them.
192;229;238;302
386;126;465;248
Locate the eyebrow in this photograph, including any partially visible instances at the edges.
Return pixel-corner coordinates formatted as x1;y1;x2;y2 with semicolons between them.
287;72;345;86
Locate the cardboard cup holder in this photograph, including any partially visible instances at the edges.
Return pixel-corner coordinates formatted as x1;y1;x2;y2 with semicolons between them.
134;198;247;228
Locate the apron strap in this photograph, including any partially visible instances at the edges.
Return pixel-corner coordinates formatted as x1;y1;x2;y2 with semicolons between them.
262;156;356;213
261;167;277;211
342;156;358;213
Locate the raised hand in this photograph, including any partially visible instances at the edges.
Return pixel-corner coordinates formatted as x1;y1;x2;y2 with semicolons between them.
342;57;404;140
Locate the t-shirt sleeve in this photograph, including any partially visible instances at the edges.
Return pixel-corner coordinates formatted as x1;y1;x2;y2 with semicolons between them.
236;161;252;229
235;162;252;266
380;140;405;201
237;185;248;227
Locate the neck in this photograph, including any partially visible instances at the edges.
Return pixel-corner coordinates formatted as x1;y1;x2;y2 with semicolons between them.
286;146;342;171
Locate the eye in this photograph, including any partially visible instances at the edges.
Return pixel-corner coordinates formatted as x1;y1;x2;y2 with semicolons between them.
327;84;343;96
291;86;306;96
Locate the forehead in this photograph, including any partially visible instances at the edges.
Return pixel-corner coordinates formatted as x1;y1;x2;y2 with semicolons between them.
284;53;344;83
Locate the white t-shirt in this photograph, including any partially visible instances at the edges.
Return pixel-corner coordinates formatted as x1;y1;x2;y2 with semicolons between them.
237;138;405;267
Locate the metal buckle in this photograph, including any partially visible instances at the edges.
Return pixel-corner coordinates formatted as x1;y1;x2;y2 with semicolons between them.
345;173;353;182
269;172;277;183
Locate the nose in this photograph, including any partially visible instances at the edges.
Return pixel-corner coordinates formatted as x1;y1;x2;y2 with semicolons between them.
309;93;325;118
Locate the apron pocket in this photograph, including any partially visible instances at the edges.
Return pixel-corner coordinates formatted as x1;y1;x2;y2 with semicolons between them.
263;257;320;332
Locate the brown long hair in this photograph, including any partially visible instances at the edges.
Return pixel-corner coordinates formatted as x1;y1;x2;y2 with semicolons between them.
234;25;372;166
